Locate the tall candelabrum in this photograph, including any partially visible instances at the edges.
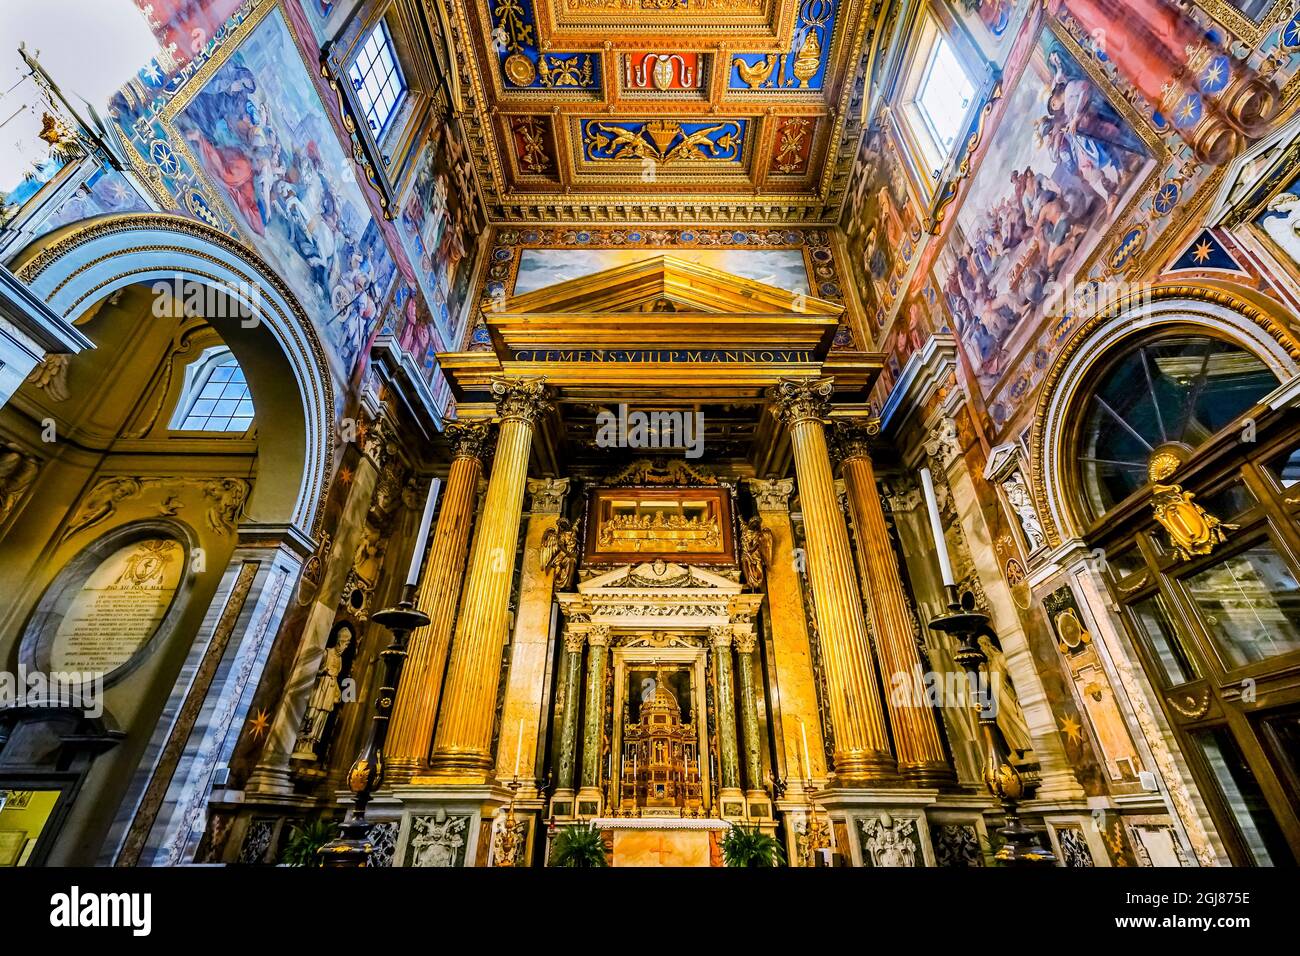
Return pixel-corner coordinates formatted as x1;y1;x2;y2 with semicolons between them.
318;478;439;866
318;583;431;866
927;585;1055;867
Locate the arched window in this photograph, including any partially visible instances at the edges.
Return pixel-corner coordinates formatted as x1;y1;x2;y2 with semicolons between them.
1070;327;1300;866
168;346;255;433
1077;334;1280;519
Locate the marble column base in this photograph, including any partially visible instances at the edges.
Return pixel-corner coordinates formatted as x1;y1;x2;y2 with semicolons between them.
388;783;513;867
574;786;605;820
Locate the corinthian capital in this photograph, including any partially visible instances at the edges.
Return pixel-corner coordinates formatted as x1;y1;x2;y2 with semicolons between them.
746;477;794;513
830;418;881;465
491;376;553;425
768;376;834;427
709;624;733;648
527;477;570;515
444;420;492;461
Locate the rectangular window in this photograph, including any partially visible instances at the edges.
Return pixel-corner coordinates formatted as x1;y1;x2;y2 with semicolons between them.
348;20;407;140
1129;594;1199;685
914;36;974;159
1183;541;1300;669
901;19;977;179
1192;727;1292;865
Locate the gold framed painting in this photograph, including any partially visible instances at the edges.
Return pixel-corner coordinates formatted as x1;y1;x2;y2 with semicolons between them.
586;487;734;565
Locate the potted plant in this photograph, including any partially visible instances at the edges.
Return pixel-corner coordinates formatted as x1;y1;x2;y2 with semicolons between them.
721;825;784;867
550;824;608;867
279;817;338;866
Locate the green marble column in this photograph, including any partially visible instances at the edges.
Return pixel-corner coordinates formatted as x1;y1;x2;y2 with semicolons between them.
579;626;611;791
711;625;741;793
733;625;764;793
555;626;585;794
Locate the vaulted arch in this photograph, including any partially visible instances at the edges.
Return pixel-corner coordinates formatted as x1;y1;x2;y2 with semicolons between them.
10;213;336;537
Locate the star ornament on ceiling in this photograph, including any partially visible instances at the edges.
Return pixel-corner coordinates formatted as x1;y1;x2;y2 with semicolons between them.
248;708;271;741
1193;239;1214;263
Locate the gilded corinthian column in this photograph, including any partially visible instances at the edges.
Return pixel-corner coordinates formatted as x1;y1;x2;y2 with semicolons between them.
428;377;552;780
834;420;954;788
387;422;490;782
576;625;610;814
768;377;897;784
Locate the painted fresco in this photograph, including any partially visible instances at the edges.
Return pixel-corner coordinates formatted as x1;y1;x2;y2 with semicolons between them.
133;0;245;69
1255;171;1300;273
301;0;362;43
397;123;482;351
173;11;396;376
936;33;1150;393
35;167;152;236
512;247;811;296
843;126;924;334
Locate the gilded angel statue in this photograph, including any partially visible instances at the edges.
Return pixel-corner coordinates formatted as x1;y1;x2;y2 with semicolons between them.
740;516;773;589
540;517;580;589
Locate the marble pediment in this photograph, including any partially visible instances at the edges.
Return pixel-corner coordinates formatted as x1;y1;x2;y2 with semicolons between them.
578;561;740;593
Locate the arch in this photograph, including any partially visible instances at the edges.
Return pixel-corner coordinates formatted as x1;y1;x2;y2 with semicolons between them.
9;213;335;536
1031;281;1300;547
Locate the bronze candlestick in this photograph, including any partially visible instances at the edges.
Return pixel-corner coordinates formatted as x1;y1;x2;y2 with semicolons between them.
319;583;430;866
927;586;1055;867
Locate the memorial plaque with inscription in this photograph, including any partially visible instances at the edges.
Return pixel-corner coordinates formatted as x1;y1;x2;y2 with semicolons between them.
49;538;183;674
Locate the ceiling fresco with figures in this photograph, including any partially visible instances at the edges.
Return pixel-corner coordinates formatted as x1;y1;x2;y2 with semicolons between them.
445;0;879;223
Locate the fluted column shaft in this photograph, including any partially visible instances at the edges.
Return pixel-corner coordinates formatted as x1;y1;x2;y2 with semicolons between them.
837;422;953;787
555;628;585;792
579;627;610;790
429;377;551;780
733;628;765;793
770;377;897;784
388;423;489;781
712;626;742;792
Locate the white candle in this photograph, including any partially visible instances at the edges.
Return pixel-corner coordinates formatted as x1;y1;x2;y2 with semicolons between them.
800;719;812;781
513;717;524;778
919;467;955;587
405;478;441;588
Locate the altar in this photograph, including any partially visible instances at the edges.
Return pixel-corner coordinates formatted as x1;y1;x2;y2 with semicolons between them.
595;817;730;867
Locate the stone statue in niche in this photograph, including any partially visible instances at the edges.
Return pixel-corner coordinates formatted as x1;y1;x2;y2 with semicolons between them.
859;812;919;867
292;622;357;761
739;516;773;589
1001;471;1046;552
410;809;467;867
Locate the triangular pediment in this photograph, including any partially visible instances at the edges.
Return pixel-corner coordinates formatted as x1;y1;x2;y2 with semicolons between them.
499;255;843;318
578;562;742;593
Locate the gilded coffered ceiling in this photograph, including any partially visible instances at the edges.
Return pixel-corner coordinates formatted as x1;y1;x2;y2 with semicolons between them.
439;0;883;224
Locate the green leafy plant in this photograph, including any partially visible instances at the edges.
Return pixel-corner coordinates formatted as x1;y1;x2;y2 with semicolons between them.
279;817;337;866
721;825;784;867
550;824;608;867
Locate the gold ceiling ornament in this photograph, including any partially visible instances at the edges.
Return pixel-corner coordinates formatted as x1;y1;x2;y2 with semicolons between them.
733;54;777;89
503;52;537;86
511;116;552;173
1147;452;1237;562
792;29;821;87
539;54;595;87
584;119;742;164
774;117;811;172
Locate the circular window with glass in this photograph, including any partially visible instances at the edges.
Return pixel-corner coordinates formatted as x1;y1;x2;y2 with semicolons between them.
1073;328;1300;866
